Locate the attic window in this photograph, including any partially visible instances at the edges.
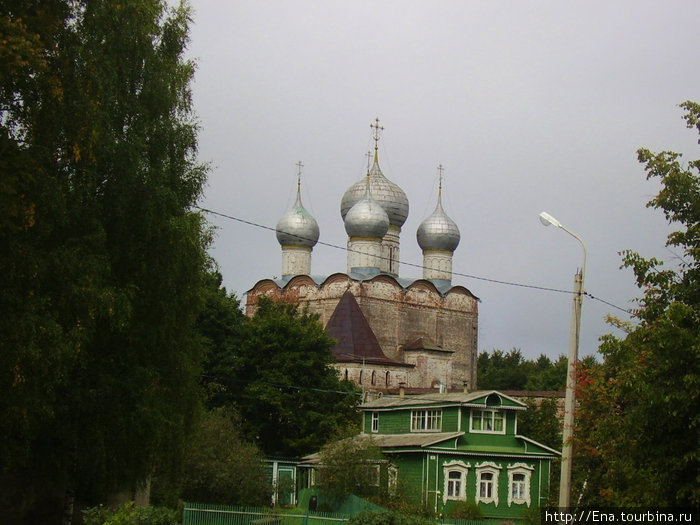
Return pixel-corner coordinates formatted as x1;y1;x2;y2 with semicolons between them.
411;409;442;432
471;409;505;434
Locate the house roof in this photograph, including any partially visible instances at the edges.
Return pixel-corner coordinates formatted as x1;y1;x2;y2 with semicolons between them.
297;432;465;466
360;390;528;410
325;290;412;368
370;431;464;448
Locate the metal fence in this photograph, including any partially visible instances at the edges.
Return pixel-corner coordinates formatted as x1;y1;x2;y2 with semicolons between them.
182;503;350;525
183;502;505;525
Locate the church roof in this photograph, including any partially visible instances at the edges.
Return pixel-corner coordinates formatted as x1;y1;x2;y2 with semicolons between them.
325;291;412;368
254;272;479;299
403;337;454;353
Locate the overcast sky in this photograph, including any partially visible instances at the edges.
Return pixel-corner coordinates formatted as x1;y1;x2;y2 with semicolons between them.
184;0;699;361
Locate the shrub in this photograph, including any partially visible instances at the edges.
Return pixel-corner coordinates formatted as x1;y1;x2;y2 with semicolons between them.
347;509;433;525
83;502;178;525
446;500;483;520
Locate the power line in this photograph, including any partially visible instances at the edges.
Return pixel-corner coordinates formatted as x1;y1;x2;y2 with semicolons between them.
193;205;635;317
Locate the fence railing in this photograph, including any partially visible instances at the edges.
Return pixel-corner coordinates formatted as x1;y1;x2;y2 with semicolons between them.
183;503;350;525
183;502;508;525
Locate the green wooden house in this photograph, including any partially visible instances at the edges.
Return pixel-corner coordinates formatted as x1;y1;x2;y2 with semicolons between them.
344;390;558;519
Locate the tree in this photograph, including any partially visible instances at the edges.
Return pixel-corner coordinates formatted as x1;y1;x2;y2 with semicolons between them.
204;296;361;458
518;398;561;451
477;349;571;391
317;436;384;499
179;408;271;507
574;101;700;506
477;349;529;390
0;1;209;521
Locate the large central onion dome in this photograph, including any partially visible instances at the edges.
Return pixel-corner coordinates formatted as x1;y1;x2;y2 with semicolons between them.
344;178;390;239
341;157;409;229
276;191;319;248
417;191;460;252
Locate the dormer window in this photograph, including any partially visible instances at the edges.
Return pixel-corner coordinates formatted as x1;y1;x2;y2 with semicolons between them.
410;409;442;432
471;409;505;434
371;411;379;433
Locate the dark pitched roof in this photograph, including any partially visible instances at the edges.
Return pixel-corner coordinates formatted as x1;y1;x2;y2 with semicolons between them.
325;291;412;368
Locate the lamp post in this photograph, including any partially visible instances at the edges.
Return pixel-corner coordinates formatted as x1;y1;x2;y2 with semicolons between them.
539;211;586;509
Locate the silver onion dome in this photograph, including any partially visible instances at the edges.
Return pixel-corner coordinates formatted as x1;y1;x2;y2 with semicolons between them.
417;197;460;252
344;182;390;239
275;192;320;248
340;160;409;228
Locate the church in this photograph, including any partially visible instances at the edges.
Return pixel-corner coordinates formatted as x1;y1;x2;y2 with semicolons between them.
246;120;479;393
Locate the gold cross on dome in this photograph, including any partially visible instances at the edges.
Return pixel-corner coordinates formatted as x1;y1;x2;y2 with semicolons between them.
296;160;303;192
370;117;384;151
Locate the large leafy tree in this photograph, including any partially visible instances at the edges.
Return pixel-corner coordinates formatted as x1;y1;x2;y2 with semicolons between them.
574;101;700;506
204;296;360;458
477;348;574;391
0;0;209;521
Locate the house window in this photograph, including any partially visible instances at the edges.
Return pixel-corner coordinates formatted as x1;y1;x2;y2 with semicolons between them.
475;462;502;506
471;409;505;434
479;473;494;498
442;461;469;503
388;465;398;496
448;471;463;498
410;409;442;432
507;463;534;507
511;474;525;499
371;412;379;433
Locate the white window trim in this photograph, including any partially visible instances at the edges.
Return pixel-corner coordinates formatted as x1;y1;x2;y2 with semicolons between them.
388;465;398;496
371;412;379;433
507;463;534;507
442;460;470;504
475;461;502;507
410;409;443;432
470;408;506;435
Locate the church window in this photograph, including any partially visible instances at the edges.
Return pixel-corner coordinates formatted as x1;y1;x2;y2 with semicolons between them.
411;409;442;432
344;369;348;381
385;371;390;387
371;371;376;385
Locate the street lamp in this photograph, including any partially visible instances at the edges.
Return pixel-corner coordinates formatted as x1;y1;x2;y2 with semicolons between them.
539;211;586;509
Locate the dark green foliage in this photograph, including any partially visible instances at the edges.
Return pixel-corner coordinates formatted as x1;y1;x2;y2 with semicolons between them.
477;348;574;391
347;509;433;525
83;502;178;525
574;101;700;506
317;437;384;498
0;0;209;520
178;408;271;507
203;296;361;457
517;398;562;451
445;500;483;520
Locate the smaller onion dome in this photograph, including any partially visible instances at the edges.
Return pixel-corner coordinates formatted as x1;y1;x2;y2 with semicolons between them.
417;173;460;252
344;177;390;239
276;189;319;248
